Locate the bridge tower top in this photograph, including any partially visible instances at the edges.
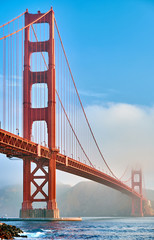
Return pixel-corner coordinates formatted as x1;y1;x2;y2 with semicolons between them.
23;7;56;150
132;169;142;195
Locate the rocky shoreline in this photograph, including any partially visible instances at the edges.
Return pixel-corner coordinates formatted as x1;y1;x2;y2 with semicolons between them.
0;223;27;239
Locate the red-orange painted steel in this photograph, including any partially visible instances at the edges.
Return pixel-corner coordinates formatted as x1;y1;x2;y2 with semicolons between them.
22;9;59;214
0;129;145;202
0;9;147;217
131;169;143;216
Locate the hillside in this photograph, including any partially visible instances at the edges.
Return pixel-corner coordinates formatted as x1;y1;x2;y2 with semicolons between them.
57;181;131;217
0;182;154;217
0;185;23;217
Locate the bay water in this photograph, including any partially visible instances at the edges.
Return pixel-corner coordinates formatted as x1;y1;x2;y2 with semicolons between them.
2;217;154;239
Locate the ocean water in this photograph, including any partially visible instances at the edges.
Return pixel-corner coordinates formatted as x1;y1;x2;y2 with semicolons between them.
1;217;154;239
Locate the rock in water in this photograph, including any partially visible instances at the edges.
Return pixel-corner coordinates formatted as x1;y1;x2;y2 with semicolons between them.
0;223;25;239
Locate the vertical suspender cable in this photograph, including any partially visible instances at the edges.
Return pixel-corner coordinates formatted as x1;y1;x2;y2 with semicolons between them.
22;17;24;137
44;16;45;145
13;22;15;133
58;30;59;149
55;24;57;148
3;26;6;130
40;22;41;144
61;45;62;153
8;23;10;132
35;24;37;143
69;71;70;157
16;19;19;133
30;25;33;141
17;18;19;133
64;52;65;155
36;23;38;144
10;34;12;132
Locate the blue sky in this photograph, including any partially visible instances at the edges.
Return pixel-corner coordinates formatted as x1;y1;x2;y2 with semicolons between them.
1;0;154;106
0;0;154;190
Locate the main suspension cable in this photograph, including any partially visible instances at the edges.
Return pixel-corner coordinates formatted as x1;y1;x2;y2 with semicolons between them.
119;165;130;180
54;17;119;180
0;8;52;41
0;11;26;29
0;8;119;180
31;23;94;168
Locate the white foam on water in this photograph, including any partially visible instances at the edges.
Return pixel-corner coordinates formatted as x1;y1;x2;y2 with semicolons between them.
26;231;45;238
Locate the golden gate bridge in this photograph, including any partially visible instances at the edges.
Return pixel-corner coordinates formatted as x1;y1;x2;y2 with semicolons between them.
0;7;152;218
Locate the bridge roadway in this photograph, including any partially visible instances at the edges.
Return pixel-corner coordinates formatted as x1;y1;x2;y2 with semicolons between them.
0;129;144;201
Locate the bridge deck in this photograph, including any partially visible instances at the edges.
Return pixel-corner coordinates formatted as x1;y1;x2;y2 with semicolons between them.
0;129;144;200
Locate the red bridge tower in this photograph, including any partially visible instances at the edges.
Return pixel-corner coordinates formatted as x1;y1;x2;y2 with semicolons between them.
20;8;59;218
131;169;143;217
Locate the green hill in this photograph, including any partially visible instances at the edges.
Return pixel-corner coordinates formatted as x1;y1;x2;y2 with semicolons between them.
57;181;131;217
0;182;154;217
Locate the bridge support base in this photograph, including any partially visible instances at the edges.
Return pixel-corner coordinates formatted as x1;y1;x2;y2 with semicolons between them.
21;154;59;219
131;198;143;217
20;208;59;218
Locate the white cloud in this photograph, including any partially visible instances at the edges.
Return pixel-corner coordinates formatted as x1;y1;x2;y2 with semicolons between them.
85;103;154;189
0;74;22;81
0;102;154;190
79;89;106;98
